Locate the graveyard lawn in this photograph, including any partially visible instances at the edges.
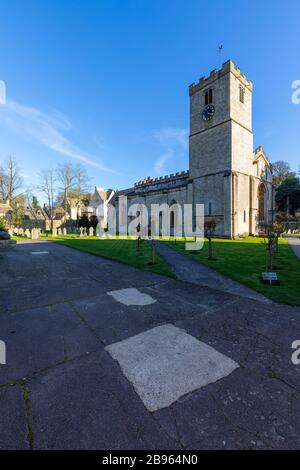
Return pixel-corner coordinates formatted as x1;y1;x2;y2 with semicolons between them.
55;237;176;278
166;237;300;305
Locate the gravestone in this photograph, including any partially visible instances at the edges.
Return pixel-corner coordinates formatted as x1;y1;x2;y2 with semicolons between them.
79;227;83;237
57;228;62;236
96;222;104;237
19;228;24;237
31;228;39;240
63;227;67;235
8;228;14;237
25;229;31;238
52;227;57;237
89;227;94;236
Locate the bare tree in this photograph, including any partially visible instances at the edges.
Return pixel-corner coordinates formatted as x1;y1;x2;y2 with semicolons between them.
272;161;294;187
204;218;217;260
56;163;76;217
0;165;5;200
72;164;91;220
38;169;56;231
0;156;23;202
261;222;277;271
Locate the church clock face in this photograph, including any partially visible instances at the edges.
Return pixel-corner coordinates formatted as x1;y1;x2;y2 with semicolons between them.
202;104;215;121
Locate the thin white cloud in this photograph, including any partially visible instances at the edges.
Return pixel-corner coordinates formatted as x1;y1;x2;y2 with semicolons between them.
154;127;188;149
154;148;174;174
153;127;188;174
0;99;117;173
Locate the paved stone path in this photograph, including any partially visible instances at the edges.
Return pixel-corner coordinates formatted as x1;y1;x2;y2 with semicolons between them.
155;241;271;303
287;236;300;260
0;241;299;449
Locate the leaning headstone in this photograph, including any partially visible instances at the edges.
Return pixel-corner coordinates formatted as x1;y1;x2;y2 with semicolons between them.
96;222;104;237
31;228;39;240
57;228;62;236
52;227;57;237
63;227;67;235
89;227;94;236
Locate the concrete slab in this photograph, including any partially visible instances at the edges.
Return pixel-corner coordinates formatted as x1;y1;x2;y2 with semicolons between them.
0;385;29;449
71;294;161;345
107;287;156;306
28;350;180;450
0;303;100;385
105;324;239;411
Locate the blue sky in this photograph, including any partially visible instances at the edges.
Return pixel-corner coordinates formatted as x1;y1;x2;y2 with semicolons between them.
0;0;299;201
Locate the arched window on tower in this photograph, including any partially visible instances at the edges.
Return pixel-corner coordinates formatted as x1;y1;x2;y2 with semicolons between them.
205;88;213;106
239;85;245;104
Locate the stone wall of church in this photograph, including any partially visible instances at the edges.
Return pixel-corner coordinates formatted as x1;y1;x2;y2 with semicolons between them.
233;172;251;236
231;121;254;175
193;172;228;236
189;121;232;178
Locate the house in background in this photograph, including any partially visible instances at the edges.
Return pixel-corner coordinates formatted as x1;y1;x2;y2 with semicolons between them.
0;199;13;218
89;186;115;228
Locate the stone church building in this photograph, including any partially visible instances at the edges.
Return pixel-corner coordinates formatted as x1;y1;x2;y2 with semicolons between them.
114;59;274;238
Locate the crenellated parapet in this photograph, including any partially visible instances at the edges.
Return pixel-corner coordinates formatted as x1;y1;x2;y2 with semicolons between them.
189;59;253;96
134;170;189;189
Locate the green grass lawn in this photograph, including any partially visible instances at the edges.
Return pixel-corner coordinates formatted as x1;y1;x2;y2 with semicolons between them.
54;236;176;279
165;237;300;306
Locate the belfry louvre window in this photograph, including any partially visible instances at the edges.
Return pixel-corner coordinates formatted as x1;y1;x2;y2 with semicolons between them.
239;86;245;103
205;88;213;106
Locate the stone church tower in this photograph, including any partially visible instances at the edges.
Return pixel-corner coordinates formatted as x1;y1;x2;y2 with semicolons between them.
189;60;273;237
112;59;274;238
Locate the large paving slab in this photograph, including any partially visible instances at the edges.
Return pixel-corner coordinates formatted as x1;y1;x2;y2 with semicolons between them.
105;324;238;411
0;302;99;385
27;350;181;450
0;385;29;450
0;240;299;449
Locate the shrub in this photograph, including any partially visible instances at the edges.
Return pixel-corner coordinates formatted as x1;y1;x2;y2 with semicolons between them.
0;230;10;240
0;217;8;232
